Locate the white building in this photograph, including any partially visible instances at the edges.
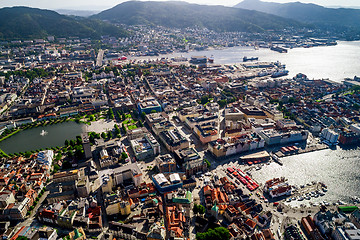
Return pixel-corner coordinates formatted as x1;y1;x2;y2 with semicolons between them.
37;150;54;167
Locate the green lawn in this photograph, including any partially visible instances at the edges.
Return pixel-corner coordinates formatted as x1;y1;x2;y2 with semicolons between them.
127;125;137;130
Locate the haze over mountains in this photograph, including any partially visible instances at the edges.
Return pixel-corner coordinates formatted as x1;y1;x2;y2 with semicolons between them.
93;1;305;33
235;0;360;34
1;0;360;40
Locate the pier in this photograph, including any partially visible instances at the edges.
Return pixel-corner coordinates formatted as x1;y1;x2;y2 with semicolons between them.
274;143;328;158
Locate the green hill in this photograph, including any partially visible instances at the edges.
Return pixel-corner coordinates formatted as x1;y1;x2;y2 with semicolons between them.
0;6;128;40
235;0;360;35
93;1;306;33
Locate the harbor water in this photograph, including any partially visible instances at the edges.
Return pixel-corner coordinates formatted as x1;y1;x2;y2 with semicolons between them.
251;146;360;205
132;40;360;82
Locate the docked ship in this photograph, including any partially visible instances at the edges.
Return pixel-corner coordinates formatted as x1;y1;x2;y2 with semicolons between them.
270;46;288;53
270;152;282;165
271;69;289;78
264;177;292;198
243;56;258;62
208;55;214;63
189;56;207;64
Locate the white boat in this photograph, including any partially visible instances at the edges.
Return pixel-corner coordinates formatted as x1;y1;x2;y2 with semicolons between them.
40;130;48;136
305;196;311;200
298;196;304;201
286;198;291;202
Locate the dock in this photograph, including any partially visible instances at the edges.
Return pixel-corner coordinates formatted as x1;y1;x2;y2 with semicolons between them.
274;144;328;158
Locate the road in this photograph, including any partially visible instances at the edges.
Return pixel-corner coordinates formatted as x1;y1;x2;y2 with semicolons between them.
17;191;49;228
96;49;105;67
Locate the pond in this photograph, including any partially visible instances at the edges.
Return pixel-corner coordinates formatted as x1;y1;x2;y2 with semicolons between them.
0;121;86;154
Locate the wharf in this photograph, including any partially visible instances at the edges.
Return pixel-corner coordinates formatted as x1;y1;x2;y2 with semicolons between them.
274;143;328;158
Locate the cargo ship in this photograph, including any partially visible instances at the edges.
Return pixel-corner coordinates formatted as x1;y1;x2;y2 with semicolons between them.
243;56;259;62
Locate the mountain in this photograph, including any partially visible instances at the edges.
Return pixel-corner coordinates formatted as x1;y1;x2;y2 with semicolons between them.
93;1;306;33
0;7;127;40
235;0;360;34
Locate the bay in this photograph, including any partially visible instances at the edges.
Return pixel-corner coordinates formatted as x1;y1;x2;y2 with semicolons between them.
132;41;360;82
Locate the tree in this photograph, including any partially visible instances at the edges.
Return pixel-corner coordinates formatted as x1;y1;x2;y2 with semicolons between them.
200;95;209;105
196;227;230;240
107;131;113;139
101;132;107;139
114;124;121;134
141;112;146;120
138;120;144;127
204;159;211;169
76;136;82;145
193;204;199;215
150;110;157;113
16;236;29;240
67;150;74;158
218;99;227;108
122;123;127;134
24;151;32;158
198;204;206;215
53;164;60;173
108;108;114;119
64;140;69;146
121;152;128;161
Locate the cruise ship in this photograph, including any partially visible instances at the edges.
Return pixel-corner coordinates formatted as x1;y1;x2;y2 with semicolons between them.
271;69;289;78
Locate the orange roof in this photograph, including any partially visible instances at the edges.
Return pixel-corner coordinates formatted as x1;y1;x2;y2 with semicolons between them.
218;205;227;210
203;185;211;193
245;219;257;229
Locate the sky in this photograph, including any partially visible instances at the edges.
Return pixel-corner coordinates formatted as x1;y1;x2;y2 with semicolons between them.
0;0;360;11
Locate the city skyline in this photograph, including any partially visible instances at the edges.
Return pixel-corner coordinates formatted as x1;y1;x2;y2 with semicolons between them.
0;0;359;11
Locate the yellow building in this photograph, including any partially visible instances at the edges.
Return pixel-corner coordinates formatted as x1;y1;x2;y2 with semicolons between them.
119;201;131;215
106;200;131;216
